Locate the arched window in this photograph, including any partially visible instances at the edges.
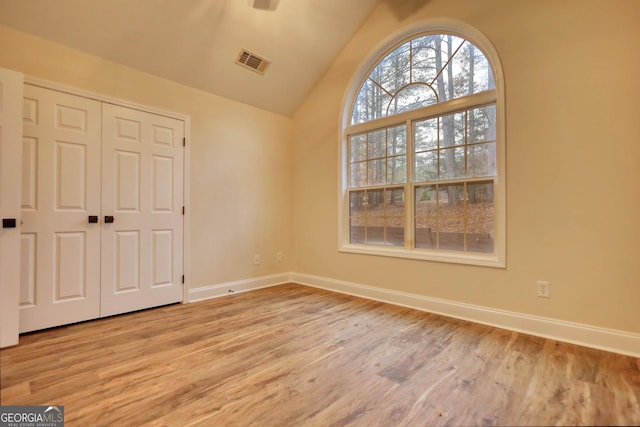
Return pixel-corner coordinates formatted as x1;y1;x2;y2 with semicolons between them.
341;22;505;267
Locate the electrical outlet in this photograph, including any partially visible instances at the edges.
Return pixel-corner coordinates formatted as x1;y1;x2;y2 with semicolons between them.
254;254;261;265
276;251;283;262
536;281;550;298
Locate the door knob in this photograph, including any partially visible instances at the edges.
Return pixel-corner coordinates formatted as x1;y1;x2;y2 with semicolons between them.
88;215;99;223
2;218;17;228
105;216;115;224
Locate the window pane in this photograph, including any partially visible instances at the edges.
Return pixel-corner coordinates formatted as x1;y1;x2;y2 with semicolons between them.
373;42;411;94
467;182;494;253
368;129;386;159
351;79;391;125
366;189;385;211
415;119;439;152
349;190;367;244
432;35;466;102
415;185;436;249
387;126;406;156
364;215;384;245
467;223;494;253
349;191;367;217
415;217;437;249
385;188;405;246
438;217;465;251
415;186;437;217
362;190;385;245
385;187;404;217
439;147;465;180
411;36;439;84
387;156;406;184
451;41;493;98
468;105;496;143
438;184;465;214
438;185;465;251
368;159;386;186
467;142;496;177
472;46;494;92
440;112;464;148
388;84;438;115
467;182;494;216
452;42;494;98
350;134;367;163
415;151;438;182
350;162;366;188
386;218;404;246
349;216;366;244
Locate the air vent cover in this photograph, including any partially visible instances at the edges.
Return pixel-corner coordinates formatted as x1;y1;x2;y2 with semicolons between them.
236;49;271;75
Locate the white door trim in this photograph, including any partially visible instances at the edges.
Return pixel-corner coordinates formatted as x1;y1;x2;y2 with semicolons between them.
0;67;24;348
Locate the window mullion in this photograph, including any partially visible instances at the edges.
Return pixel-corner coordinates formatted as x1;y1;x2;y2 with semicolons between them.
365;132;370;186
405;119;414;249
463;182;468;252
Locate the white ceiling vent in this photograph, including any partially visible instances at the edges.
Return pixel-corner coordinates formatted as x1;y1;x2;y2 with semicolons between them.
236;49;271;75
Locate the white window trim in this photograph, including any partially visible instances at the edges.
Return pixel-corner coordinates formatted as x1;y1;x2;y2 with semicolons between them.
338;18;506;268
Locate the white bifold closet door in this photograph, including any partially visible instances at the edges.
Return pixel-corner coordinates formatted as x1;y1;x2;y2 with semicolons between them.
20;85;102;332
100;103;184;317
20;85;184;333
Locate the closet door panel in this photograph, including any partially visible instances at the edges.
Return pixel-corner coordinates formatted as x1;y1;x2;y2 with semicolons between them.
101;104;184;317
19;85;101;333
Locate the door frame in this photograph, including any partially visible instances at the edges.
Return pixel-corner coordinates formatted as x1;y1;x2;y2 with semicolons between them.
0;67;24;348
24;76;192;305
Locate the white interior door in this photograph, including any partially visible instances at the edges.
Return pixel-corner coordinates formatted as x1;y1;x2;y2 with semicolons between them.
0;67;23;348
100;104;184;317
19;85;102;333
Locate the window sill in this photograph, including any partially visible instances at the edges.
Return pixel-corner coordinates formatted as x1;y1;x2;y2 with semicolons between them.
339;243;505;268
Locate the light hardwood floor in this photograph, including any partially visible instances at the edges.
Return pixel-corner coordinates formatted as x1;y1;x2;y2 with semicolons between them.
1;283;639;426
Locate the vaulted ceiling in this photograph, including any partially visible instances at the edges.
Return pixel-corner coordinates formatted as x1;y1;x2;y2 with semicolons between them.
0;0;381;116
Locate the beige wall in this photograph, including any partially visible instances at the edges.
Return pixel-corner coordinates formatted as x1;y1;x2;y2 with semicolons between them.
292;0;640;333
1;0;639;336
0;25;293;289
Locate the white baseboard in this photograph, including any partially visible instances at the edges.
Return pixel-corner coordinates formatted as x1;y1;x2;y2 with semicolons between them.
188;273;292;302
291;272;640;358
187;271;640;357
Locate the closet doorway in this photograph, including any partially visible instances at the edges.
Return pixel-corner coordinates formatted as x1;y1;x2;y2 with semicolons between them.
20;84;185;332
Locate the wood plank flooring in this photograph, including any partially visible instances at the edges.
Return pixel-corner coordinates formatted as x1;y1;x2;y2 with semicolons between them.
1;283;639;426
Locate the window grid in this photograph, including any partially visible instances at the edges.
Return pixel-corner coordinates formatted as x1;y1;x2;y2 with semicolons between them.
348;126;407;188
351;34;493;126
414;105;496;184
413;181;495;253
349;187;405;247
347;104;496;253
343;29;502;264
